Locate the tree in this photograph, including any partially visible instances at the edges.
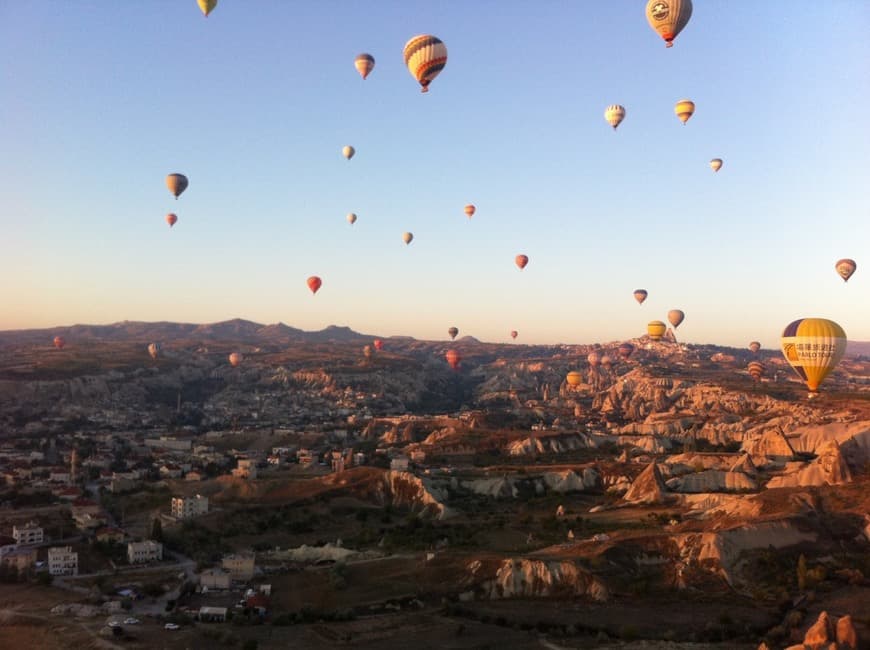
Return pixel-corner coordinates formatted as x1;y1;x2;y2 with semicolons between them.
151;517;163;542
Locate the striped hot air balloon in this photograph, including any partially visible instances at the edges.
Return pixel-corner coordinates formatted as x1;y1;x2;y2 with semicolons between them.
781;318;847;394
747;360;765;382
565;371;583;387
354;53;375;80
604;104;626;130
403;34;447;93
647;321;667;341
675;99;695;124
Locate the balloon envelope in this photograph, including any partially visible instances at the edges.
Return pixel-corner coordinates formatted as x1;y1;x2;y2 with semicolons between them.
781;318;847;392
402;232;414;245
147;343;160;360
510;330;518;340
166;173;188;199
346;213;357;225
646;0;693;47
647;321;667;341
448;327;459;340
747;360;765;381
363;345;373;358
675;99;695;124
618;342;635;359
228;352;243;367
835;258;856;282
710;158;723;172
403;34;447;93
667;309;685;328
633;289;648;305
604;104;626;129
445;349;461;369
749;341;761;353
464;204;475;218
566;371;583;387
354;53;375;79
53;336;65;350
515;254;529;270
373;339;384;351
307;276;322;294
166;213;178;227
197;0;217;17
342;145;355;160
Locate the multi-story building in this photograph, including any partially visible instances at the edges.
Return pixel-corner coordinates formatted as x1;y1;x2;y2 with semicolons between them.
221;553;255;581
127;540;163;564
12;521;44;545
48;546;78;576
199;567;231;590
171;494;209;519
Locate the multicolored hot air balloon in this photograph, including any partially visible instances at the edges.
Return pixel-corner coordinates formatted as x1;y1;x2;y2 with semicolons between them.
510;330;518;340
307;276;322;294
147;343;161;360
197;0;217;17
647;321;667;341
747;360;765;382
587;352;601;368
668;309;685;329
618;342;635;359
749;341;761;353
166;213;178;228
346;213;357;225
515;254;529;270
53;336;66;350
645;0;693;48
166;173;188;199
710;158;723;172
464;204;475;218
445;349;461;370
675;100;695;124
633;289;648;305
604;104;626;130
448;326;459;340
342;146;355;160
835;259;856;282
565;371;583;387
373;339;384;351
402;232;414;245
403;34;447;93
354;53;375;80
228;352;243;367
781;318;847;394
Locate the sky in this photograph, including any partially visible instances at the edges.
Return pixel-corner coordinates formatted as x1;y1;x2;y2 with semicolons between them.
1;1;869;347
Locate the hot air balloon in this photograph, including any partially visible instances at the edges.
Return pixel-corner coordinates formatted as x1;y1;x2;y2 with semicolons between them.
675;100;695;125
647;321;667;341
166;213;178;228
565;371;583;387
166;173;188;199
601;355;613;369
618;342;635;359
587;352;601;368
53;336;66;350
604;104;626;130
373;339;384;351
347;213;357;225
710;158;723;172
464;204;475;218
448;326;459;340
515;254;529;270
749;341;761;353
645;0;693;48
445;349;461;370
342;146;355;160
307;276;322;294
835;258;856;282
668;309;685;328
363;345;373;359
197;0;217;17
403;34;447;93
402;232;413;245
510;330;518;340
633;289;648;305
354;53;375;80
147;343;161;360
747;360;765;382
781;318;847;394
228;352;243;367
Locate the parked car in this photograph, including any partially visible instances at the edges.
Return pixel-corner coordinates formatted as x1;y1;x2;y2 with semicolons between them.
164;623;180;631
123;617;140;625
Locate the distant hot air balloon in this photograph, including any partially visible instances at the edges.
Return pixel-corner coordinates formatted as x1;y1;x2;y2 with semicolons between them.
403;34;447;93
307;276;322;294
749;341;761;354
515;254;529;270
373;339;384;351
710;158;723;172
668;309;685;329
835;258;856;282
53;336;66;350
675;100;695;124
363;345;373;359
604;104;626;130
601;355;613;369
342;146;355;160
633;289;648;305
645;0;693;48
781;318;847;394
147;343;161;360
445;349;461;370
166;173;188;199
587;352;601;368
346;212;357;225
618;342;635;359
228;352;243;367
464;204;476;218
166;213;178;228
402;232;414;245
197;0;217;17
647;321;667;341
510;330;518;340
565;371;583;387
354;53;375;80
747;360;765;382
448;326;459;340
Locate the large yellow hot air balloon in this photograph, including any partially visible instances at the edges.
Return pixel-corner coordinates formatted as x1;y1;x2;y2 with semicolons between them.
647;321;667;341
403;35;447;93
633;289;648;305
675;100;695;125
166;173;188;199
667;309;685;328
604;105;626;130
780;318;847;394
835;259;856;282
710;158;723;172
354;53;375;80
565;371;583;387
645;0;693;48
197;0;217;18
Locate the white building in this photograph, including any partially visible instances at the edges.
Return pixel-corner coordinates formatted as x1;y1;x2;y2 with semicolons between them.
12;521;44;545
127;540;163;564
171;494;209;519
48;546;78;576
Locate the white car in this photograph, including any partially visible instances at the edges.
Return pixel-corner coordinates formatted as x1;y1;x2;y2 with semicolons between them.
164;623;180;631
107;621;122;628
124;617;140;625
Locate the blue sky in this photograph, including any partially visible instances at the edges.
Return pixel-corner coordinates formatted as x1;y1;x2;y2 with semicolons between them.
2;1;868;347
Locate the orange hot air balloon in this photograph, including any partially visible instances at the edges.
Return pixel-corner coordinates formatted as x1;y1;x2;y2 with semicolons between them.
647;320;667;341
749;341;761;353
667;309;685;329
448;326;459;340
228;352;243;367
165;213;178;228
515;254;529;270
587;352;601;368
166;173;188;199
53;336;66;350
464;204;476;218
510;330;518;340
618;342;635;359
373;339;384;351
307;276;322;294
747;360;765;382
633;289;648;305
565;371;583;387
354;53;375;80
445;349;461;370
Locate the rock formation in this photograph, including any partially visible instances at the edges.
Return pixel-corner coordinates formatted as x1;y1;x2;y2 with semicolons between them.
623;461;668;505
